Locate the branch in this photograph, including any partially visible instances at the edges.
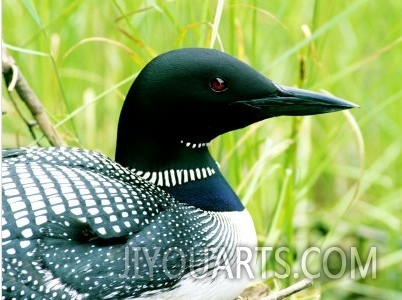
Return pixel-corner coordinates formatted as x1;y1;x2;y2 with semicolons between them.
2;44;66;147
262;278;314;300
238;278;314;300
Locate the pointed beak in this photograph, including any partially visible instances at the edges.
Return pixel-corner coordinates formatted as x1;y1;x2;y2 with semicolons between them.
232;84;358;120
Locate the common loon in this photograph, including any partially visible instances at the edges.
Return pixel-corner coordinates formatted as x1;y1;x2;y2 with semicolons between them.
2;48;357;299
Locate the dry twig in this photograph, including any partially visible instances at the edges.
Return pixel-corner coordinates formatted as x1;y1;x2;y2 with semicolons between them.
238;278;314;300
262;278;314;300
2;44;66;146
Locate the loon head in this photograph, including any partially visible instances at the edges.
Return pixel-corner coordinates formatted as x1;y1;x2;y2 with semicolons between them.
116;48;357;169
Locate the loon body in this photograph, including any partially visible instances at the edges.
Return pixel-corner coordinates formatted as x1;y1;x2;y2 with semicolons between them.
2;48;357;299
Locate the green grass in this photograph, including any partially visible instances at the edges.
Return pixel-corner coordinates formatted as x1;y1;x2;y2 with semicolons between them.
3;0;402;298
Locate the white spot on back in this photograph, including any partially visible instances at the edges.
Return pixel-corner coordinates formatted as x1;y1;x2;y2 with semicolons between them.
21;228;33;238
2;229;11;239
71;207;83;216
35;215;47;225
97;227;106;235
6;248;16;255
88;207;99;215
10;201;26;213
20;240;31;248
52;204;66;215
16;217;30;228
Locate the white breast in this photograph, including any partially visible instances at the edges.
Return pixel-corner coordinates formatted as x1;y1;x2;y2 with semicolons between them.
137;209;257;300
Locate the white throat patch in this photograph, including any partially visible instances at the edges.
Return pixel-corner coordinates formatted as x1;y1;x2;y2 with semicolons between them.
180;140;210;149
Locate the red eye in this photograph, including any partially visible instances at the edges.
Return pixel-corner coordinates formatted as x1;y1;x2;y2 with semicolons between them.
209;77;228;92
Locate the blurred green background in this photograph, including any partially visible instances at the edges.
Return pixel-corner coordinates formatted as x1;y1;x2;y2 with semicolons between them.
2;0;402;299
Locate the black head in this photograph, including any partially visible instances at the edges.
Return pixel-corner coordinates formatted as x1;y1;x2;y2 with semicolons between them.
116;48;357;167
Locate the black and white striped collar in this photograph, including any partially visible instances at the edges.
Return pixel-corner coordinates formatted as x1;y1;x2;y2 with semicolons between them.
131;166;217;187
